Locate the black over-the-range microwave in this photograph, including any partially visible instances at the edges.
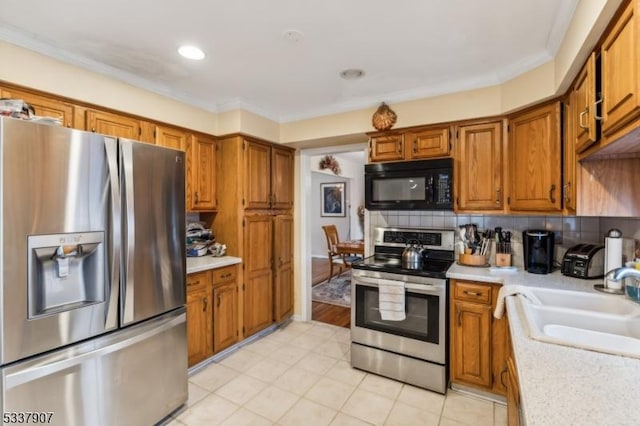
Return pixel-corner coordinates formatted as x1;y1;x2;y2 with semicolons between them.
364;158;453;210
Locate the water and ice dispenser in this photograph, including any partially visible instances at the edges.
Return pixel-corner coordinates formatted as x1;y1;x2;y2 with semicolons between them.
27;232;106;319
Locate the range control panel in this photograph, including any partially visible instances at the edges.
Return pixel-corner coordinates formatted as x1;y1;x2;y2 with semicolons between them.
374;227;455;251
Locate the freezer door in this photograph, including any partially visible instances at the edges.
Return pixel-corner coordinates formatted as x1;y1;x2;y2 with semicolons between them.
0;309;187;426
0;118;119;365
120;140;186;326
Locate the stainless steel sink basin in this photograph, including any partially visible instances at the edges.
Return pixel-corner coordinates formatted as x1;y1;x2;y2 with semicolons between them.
516;288;640;358
526;286;640;316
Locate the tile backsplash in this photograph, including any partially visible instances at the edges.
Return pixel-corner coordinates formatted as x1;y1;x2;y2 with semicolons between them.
367;211;640;268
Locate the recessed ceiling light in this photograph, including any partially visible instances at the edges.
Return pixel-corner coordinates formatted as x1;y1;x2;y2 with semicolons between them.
340;69;365;80
283;30;304;42
178;45;205;60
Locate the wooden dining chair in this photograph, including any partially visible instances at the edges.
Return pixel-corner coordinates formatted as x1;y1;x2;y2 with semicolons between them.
322;225;361;282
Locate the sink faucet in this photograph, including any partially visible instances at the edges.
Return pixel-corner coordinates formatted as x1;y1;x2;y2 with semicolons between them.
608;266;640;281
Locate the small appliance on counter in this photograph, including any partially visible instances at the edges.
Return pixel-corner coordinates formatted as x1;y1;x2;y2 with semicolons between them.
561;244;605;279
186;222;215;257
523;230;555;274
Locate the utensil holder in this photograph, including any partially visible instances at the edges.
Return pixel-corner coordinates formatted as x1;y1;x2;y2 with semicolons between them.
459;253;488;266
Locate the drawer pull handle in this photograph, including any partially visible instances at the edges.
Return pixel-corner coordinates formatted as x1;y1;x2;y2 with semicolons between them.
217;294;221;307
549;184;556;204
464;291;481;296
188;280;200;287
457;309;462;326
202;297;207;312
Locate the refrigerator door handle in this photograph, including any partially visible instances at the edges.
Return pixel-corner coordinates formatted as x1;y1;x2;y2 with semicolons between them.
121;142;135;324
4;313;185;389
104;137;120;329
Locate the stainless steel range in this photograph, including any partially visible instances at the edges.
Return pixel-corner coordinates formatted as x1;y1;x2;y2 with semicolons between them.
350;227;455;394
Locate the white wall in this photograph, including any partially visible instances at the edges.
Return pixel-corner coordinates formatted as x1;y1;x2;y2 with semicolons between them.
310;151;366;257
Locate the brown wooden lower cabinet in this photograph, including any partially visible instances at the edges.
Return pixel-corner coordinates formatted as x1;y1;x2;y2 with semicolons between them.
186;271;212;366
449;279;509;396
187;265;239;367
506;355;521;426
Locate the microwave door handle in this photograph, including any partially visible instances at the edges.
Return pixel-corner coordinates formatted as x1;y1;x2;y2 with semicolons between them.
427;176;435;203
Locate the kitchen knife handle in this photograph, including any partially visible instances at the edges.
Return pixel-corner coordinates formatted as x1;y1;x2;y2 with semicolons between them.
549;184;557;204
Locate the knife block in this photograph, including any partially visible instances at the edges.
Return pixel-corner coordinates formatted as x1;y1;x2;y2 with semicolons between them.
495;253;512;267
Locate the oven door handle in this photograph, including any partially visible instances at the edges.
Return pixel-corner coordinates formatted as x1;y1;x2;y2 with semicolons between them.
354;277;444;296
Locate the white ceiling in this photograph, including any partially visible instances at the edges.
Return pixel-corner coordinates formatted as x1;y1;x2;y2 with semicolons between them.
0;0;578;123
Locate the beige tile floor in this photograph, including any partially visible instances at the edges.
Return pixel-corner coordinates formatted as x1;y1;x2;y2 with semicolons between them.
167;321;507;426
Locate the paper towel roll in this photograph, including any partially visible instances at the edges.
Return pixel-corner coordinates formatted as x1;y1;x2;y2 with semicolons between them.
605;236;623;289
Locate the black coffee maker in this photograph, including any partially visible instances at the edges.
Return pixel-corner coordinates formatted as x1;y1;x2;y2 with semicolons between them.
523;230;555;274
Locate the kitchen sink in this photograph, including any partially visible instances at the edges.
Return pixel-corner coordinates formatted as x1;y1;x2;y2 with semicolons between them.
517;289;640;358
526;286;640;316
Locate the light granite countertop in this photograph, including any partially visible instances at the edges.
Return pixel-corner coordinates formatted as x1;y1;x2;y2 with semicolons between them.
186;255;242;274
447;263;640;426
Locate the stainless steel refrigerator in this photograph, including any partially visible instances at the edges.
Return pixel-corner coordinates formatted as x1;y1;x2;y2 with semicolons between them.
0;117;187;425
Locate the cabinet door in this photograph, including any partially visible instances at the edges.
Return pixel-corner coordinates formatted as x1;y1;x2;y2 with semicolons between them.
156;125;187;151
244;140;272;209
574;53;597;153
456;121;503;211
273;215;294;322
186;286;211;366
0;87;75;128
407;126;450;159
508;103;562;212
190;135;217;211
243;215;274;337
213;282;238;353
451;299;492;388
506;356;521;426
271;147;294;209
563;95;577;213
369;134;404;162
601;0;640;137
86;109;141;140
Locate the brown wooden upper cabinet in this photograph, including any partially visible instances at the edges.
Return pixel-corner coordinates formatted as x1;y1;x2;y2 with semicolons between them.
86;109;143;140
0;87;76;128
406;126;451;159
601;0;640;141
155;125;188;151
573;53;598;153
508;103;562;212
189;135;217;211
369;125;451;163
563;94;577;213
454;121;504;211
244;139;294;210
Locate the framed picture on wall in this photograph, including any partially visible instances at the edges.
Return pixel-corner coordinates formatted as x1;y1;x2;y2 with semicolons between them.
321;182;346;217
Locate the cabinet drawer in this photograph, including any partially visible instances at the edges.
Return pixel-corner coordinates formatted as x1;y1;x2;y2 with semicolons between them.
212;265;237;284
453;282;492;304
187;271;210;290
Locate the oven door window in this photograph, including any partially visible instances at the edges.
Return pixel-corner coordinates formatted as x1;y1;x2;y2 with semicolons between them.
355;285;439;343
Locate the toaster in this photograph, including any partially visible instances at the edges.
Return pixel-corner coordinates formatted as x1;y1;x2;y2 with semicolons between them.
561;244;605;279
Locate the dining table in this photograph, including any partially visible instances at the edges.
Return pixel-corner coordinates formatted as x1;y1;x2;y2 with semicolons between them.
335;240;365;257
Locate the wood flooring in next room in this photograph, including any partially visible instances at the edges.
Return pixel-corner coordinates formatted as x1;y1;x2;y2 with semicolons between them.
311;258;350;329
